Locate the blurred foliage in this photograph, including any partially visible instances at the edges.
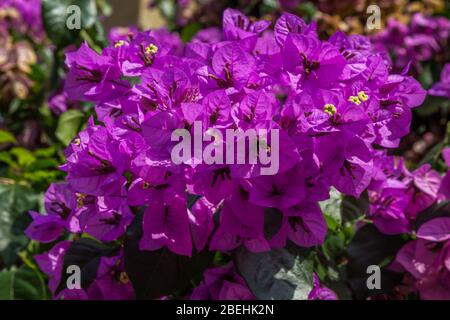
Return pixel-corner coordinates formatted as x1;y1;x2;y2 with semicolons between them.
0;0;111;299
0;265;49;300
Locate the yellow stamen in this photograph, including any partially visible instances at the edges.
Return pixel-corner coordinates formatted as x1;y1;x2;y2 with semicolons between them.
323;103;337;116
73;138;81;146
76;193;86;209
114;40;125;48
145;43;158;55
348;96;361;105
119;272;130;284
357;91;369;102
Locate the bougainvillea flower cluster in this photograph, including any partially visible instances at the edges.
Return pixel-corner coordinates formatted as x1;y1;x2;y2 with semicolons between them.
367;150;444;235
394;215;450;299
371;13;450;73
363;148;450;299
26;9;429;299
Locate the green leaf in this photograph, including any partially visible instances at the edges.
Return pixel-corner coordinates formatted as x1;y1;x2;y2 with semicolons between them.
0;152;15;166
96;0;112;17
0;184;40;253
298;2;317;19
415;96;446;117
181;23;202;43
23;170;63;191
7;99;21;115
324;215;339;231
0;130;17;144
124;212;212;299
89;20;107;48
42;0;98;48
341;192;369;223
0;270;13;298
1;209;31;268
29;64;48;83
234;245;314;300
414;200;450;230
187;193;201;209
322;232;346;261
121;76;141;86
55;109;84;145
27;158;60;171
419;141;444;166
264;208;283;240
418;64;433;89
261;0;278;15
319;187;342;229
10;147;36;168
0;266;48;300
34;146;57;158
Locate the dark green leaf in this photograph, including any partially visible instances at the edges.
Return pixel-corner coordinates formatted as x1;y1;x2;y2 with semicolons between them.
0;266;48;300
124;212;213;299
264;208;283;240
55;238;116;295
234;245;314;300
0;184;40;253
187;193;201;209
322;232;346;261
0;152;15;166
181;23;202;42
34;146;57;158
55;109;84;145
419;141;444;166
346;224;406;299
0;270;13;298
414;200;450;230
298;2;317;19
418;64;433;89
42;0;98;47
27;158;59;171
341;192;369;223
0;212;31;268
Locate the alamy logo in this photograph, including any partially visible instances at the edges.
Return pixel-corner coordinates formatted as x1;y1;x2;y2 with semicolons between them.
366;5;381;31
366;265;381;290
171;121;280;175
66;265;81;290
66;5;81;30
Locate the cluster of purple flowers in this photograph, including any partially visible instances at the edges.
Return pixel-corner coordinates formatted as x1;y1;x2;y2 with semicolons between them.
367;150;447;235
34;241;134;299
26;9;428;299
366;148;450;299
371;13;450;73
393;214;450;299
